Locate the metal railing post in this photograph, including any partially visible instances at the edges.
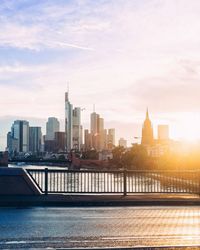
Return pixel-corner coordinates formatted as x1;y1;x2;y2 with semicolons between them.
123;169;127;196
45;168;48;195
199;171;200;196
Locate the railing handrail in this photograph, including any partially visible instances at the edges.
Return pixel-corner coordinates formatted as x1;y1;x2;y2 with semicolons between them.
26;167;200;196
26;168;200;173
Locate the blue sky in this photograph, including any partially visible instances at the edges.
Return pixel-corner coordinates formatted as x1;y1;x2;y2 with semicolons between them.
1;0;200;149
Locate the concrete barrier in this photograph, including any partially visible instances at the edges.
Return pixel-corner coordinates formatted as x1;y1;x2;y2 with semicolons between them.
0;168;41;195
0;151;8;167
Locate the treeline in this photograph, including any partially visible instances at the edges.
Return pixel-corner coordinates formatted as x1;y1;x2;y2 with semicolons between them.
111;144;200;171
111;144;155;170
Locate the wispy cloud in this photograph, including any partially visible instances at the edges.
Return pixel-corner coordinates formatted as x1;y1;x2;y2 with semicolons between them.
1;0;200;149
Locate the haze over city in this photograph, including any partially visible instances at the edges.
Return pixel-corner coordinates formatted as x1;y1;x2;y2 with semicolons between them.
1;0;200;150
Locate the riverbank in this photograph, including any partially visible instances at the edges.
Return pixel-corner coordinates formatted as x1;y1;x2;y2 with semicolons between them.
0;194;199;207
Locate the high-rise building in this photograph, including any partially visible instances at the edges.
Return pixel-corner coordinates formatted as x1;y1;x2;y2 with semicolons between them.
46;117;60;141
158;125;169;141
90;112;100;150
7;132;18;155
90;112;99;135
141;109;154;146
103;129;108;149
119;138;127;148
87;112;116;151
44;140;55;153
80;125;83;148
99;118;105;150
65;92;73;151
29;127;42;153
108;128;115;149
73;107;82;151
84;129;91;151
54;132;66;152
11;120;29;153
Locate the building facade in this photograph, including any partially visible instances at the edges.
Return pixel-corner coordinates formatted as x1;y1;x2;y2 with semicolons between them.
73;107;82;151
29;127;42;154
119;137;127;148
10;120;29;153
46;117;60;141
65;92;73;151
54;132;66;152
84;129;92;151
108;128;115;149
141;109;154;146
90;112;100;150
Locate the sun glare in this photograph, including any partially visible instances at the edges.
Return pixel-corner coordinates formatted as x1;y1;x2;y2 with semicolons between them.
171;113;200;142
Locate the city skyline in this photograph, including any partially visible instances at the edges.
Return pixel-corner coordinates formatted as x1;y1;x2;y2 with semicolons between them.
2;101;200;151
1;0;200;149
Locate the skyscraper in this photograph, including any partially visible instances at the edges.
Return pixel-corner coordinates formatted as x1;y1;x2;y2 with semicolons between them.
141;109;154;146
73;107;82;151
99;118;105;150
54;132;66;152
90;112;100;150
108;128;115;149
7;132;18;155
84;129;91;151
46;117;60;141
29;127;42;153
119;138;127;148
65;92;73;151
11;120;29;153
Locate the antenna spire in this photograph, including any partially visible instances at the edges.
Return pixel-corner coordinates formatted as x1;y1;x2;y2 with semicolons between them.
67;81;69;93
146;107;149;119
93;104;96;113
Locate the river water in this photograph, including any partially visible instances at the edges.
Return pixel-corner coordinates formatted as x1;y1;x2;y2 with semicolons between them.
0;206;200;249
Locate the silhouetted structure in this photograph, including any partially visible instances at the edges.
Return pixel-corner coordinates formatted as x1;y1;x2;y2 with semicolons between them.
29;127;42;154
44;140;55;153
141;109;154;146
0;151;8;167
55;132;66;152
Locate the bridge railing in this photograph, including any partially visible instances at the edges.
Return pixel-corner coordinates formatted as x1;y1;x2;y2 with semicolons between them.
26;168;200;195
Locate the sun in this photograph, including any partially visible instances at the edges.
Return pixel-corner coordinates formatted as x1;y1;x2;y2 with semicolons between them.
171;113;200;142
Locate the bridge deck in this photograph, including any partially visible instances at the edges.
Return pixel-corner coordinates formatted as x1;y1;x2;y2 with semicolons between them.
0;193;199;207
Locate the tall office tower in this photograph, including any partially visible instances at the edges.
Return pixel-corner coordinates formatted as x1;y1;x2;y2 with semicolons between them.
103;129;108;149
65;92;73;152
46;117;60;141
119;138;127;148
11;120;29;153
7;132;18;155
108;128;115;149
80;125;83;147
90;112;100;150
141;109;154;146
158;125;169;141
84;129;92;151
99;118;105;150
73;107;82;151
29;127;42;154
90;112;99;135
54;132;66;152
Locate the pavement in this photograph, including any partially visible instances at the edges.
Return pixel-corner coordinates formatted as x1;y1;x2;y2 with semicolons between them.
0;206;200;249
0;193;200;207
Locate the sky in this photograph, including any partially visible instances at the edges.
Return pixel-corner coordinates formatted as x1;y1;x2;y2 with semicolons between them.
1;0;200;150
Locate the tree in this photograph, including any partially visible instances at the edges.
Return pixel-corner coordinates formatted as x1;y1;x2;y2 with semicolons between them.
82;149;98;160
112;144;152;170
111;146;126;168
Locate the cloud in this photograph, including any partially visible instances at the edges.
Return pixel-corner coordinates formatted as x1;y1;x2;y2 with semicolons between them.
1;0;200;149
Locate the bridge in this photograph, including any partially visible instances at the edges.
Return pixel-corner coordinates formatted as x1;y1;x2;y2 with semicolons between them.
26;168;200;196
0;167;200;206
